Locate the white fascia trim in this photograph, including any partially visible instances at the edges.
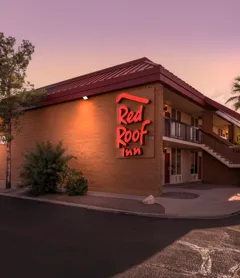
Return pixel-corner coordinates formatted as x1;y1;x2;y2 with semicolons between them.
163;136;240;168
216;110;240;128
163;136;204;148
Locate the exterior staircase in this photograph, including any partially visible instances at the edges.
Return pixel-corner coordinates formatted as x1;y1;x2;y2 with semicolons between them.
201;144;240;168
163;117;240;168
201;131;240;168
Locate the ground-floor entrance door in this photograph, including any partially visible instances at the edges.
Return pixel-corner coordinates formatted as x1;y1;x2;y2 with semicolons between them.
170;148;182;183
198;156;202;180
164;152;170;184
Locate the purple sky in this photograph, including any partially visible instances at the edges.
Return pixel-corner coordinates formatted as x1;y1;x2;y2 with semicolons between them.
1;0;240;108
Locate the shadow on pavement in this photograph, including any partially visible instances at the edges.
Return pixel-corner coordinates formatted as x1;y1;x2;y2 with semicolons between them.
0;196;239;278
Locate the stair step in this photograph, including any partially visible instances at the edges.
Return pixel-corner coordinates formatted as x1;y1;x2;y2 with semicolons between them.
203;145;232;165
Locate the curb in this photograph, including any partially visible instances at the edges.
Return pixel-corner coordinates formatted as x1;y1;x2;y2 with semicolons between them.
0;192;239;220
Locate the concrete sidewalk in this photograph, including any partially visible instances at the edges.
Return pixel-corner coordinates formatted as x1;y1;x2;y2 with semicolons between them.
159;185;240;218
0;184;239;219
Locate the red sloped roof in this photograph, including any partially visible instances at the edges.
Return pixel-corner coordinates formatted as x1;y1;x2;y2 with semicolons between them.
33;57;240;121
45;57;157;95
37;57;161;107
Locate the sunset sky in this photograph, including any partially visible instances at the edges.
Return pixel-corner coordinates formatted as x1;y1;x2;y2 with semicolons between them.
1;0;240;109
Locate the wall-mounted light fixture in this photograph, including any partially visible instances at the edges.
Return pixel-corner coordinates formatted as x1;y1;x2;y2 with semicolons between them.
163;148;167;154
164;105;168;111
83;96;88;100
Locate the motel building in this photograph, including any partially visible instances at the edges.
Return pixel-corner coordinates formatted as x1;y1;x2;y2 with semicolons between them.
0;57;240;196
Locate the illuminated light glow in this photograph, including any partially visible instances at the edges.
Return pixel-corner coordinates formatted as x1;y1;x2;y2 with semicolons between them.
116;93;151;157
83;96;88;100
118;105;143;124
116;120;151;148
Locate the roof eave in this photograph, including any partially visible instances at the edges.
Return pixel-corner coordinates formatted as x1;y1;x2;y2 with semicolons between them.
204;97;240;121
25;67;161;110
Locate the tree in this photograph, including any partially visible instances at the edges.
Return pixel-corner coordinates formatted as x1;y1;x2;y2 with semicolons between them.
0;32;46;189
226;76;240;111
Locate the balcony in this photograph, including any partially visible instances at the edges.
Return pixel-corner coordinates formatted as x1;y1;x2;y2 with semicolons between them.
164;117;202;144
164;117;240;165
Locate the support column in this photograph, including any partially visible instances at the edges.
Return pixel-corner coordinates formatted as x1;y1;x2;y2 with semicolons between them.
154;83;164;195
202;110;214;133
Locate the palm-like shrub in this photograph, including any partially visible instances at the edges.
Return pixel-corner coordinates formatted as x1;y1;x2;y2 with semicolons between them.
20;141;76;196
226;76;240;111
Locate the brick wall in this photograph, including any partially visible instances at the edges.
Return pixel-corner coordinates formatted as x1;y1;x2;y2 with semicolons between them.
10;83;164;196
202;110;214;133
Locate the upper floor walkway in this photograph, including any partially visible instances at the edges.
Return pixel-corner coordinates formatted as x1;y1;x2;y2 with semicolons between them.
163;116;240;166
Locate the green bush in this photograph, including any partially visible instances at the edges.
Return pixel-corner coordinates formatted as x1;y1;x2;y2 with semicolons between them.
20;141;76;196
65;168;88;196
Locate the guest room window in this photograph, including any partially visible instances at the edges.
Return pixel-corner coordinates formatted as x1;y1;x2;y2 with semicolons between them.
191;117;199;127
172;108;181;122
171;148;181;175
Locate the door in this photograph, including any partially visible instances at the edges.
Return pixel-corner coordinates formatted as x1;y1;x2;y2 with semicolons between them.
164;153;170;184
170;148;182;183
190;151;199;181
198;156;202;180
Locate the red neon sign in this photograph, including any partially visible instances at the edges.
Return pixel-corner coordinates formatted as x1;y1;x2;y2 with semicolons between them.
116;93;150;104
116;93;151;157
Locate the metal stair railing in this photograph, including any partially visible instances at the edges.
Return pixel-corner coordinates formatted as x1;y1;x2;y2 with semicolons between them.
201;130;240;164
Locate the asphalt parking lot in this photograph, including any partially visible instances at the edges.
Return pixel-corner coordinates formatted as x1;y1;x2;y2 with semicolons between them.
0;196;239;278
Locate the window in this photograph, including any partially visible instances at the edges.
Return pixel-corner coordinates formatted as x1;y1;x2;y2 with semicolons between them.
172;108;176;120
177;111;181;122
191;117;194;126
191;117;199;127
218;128;223;137
195;119;199;127
171;148;181;175
172;108;181;122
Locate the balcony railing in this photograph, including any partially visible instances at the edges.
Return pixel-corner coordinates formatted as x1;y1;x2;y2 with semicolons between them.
164;117;240;164
164;117;202;144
